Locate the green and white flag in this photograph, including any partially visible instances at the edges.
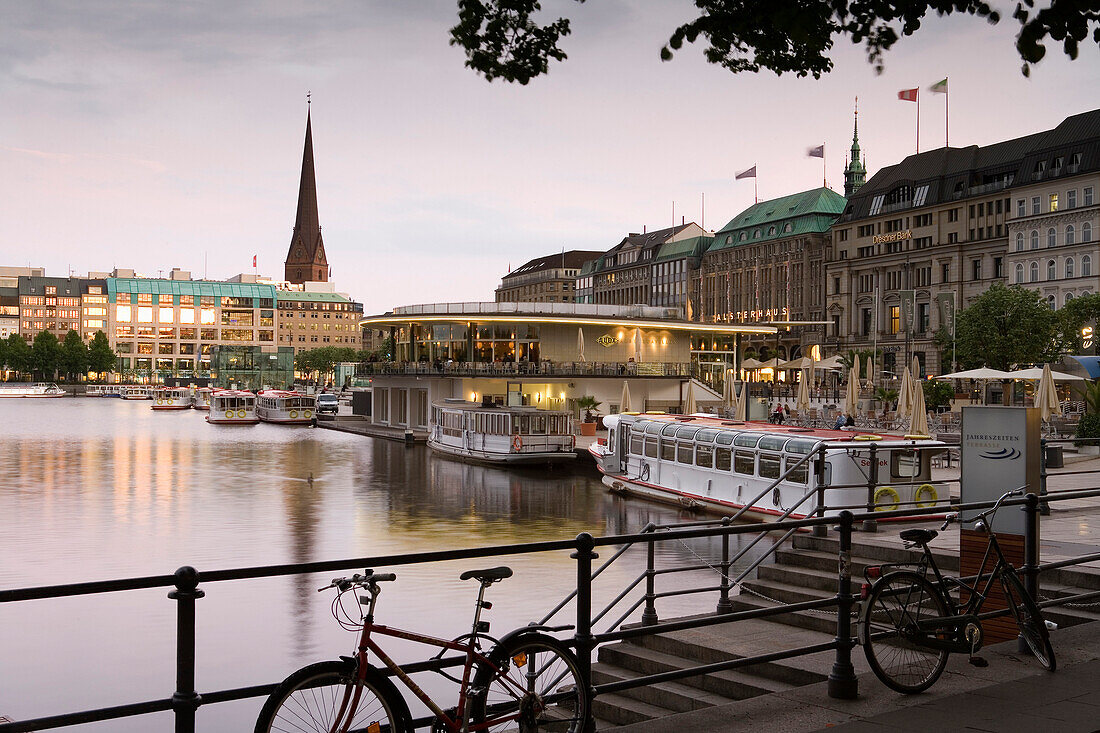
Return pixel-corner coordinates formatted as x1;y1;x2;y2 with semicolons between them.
929;78;948;94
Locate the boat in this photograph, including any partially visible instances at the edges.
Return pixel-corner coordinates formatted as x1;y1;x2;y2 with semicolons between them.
0;382;66;398
207;390;259;425
85;384;121;398
120;385;152;400
151;386;192;410
589;413;949;521
428;399;576;465
192;387;213;411
256;390;315;425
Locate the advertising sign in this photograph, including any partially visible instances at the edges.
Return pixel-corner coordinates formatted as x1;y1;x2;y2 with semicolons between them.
960;406;1039;534
899;290;915;332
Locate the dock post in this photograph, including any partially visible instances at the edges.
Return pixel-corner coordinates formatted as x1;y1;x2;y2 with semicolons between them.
716;517;734;615
1038;438;1050;516
813;445;828;538
572;533;598;732
169;566;205;733
862;443;878;532
1020;493;1041;654
828;511;858;699
642;525;659;625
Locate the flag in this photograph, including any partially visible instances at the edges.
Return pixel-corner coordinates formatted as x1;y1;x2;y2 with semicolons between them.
929;78;948;94
898;88;918;102
807;144;824;158
252;255;257;267
735;165;756;180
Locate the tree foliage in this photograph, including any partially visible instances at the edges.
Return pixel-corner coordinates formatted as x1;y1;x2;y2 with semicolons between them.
449;0;1099;83
5;333;32;375
60;330;89;381
87;331;116;375
953;284;1059;371
294;347;360;383
32;330;61;379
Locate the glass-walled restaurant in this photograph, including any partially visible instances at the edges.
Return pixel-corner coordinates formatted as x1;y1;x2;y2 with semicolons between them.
393;324;543;363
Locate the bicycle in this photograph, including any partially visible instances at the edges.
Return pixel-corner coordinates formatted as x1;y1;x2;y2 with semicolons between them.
858;488;1056;694
255;566;590;733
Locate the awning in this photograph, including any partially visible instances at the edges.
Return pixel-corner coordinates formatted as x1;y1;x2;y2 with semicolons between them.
1068;356;1100;379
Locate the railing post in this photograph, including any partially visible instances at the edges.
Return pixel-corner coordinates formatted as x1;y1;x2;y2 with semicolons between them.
828;511;858;700
813;445;828;538
1039;437;1050;516
716;517;734;614
862;443;879;533
168;566;205;733
572;533;598;733
642;525;659;625
1020;493;1041;654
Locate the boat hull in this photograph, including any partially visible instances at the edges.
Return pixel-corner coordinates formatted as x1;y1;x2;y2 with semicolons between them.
600;473;796;521
0;392;66;398
428;437;576;466
207;416;259;425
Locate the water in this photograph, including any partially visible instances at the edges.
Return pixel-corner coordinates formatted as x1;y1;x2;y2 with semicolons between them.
0;399;776;730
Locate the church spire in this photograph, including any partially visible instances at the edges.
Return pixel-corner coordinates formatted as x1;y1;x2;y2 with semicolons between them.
285;97;328;284
844;97;867;198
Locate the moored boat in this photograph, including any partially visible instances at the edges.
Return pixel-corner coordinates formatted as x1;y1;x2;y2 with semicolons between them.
151;386;192;410
0;382;66;398
256;390;315;425
428;399;576;465
590;413;949;521
85;384;121;398
207;390;259;425
121;385;152;400
192;387;213;411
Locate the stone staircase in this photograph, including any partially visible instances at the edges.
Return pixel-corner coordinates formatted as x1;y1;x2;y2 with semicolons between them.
593;530;1100;729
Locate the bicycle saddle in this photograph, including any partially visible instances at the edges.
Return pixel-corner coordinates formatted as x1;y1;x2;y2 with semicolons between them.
899;528;938;544
460;566;513;583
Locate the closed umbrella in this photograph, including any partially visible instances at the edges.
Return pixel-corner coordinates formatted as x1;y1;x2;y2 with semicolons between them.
796;368;811;412
620;381;632;413
577;327;585;363
897;367;913;419
633;328;641;363
852;353;861;387
844;365;860;418
734;381;748;421
911;355;921;382
1035;364;1062;421
865;356;875;389
910;379;929;436
685;380;697;414
722;369;735;409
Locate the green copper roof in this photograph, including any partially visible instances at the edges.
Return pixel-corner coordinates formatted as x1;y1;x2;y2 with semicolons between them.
276;290;352;303
710;187;846;251
653;236;713;263
107;278;276;300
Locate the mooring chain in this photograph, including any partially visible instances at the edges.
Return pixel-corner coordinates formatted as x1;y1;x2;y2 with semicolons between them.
1037;591;1100;610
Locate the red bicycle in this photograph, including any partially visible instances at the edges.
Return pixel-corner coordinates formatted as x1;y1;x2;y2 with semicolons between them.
255;566;589;733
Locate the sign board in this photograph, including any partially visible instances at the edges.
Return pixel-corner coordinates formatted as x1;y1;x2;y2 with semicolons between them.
960;406;1039;534
1081;321;1095;356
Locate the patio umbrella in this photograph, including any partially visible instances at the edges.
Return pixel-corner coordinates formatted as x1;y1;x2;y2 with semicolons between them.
911;355;921;382
910;379;929;436
1004;367;1085;381
685;380;697;414
815;355;845;370
896;366;913;419
577;327;585;363
722;369;735;409
780;356;815;370
734;381;748;421
844;364;860;418
741;357;764;370
620;381;632;413
935;368;1015;380
796;368;811;412
1034;364;1062;421
633;328;641;363
865;356;875;389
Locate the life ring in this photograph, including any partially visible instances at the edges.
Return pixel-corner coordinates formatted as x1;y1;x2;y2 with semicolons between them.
290;410;298;419
905;434;932;440
237;410;246;418
225;410;233;419
855;435;883;441
512;435;523;452
304;410;311;418
156;398;163;405
915;483;938;508
873;486;901;512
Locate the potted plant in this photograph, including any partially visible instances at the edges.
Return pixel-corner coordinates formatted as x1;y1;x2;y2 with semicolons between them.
874;387;899;419
577;395;602;436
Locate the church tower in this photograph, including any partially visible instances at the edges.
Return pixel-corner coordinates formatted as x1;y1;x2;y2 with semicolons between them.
285;105;329;284
844;99;867;198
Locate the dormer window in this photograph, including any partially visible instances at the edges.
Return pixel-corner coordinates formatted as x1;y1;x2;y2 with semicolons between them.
1068;152;1082;174
783;222;793;233
739;232;747;242
869;194;885;215
753;230;761;239
1033;160;1047;181
725;235;732;244
767;226;777;235
1051;156;1064;176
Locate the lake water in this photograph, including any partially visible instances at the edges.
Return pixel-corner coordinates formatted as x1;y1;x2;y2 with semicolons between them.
0;399;775;731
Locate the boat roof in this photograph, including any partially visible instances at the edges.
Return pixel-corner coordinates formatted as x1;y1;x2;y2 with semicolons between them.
213;390;255;397
612;413;942;445
257;390;308;398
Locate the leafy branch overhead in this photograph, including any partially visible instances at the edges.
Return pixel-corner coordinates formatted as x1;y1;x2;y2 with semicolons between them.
449;0;1100;83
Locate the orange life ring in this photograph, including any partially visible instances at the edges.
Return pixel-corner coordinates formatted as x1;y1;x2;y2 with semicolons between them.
512;435;523;452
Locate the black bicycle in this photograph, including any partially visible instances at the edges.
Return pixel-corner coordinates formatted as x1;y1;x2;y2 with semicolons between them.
859;488;1055;694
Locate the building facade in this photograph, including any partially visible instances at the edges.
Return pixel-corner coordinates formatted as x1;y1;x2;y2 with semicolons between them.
495;250;603;303
277;290;364;350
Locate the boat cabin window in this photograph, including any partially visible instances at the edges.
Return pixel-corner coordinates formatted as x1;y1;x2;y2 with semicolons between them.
784;456;809;484
696;443;713;468
661;423;680;437
630;432;644;455
644;422;664;435
633;420;652;434
758;436;788;452
715;447;732;471
734;450;755;475
759;453;781;479
734;433;762;448
891;449;928;481
677;441;694;464
661;438;676;461
715;432;736;446
785;439;819;456
675;426;699;439
695;428;720;443
644;437;658;458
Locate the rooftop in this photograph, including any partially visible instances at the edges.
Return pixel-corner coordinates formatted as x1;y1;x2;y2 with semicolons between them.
107;278;277;300
710;188;847;250
502;250;605;282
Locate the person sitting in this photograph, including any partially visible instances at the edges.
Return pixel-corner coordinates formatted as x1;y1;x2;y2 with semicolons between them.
832;411;847;430
771;404;785;424
845;413;856;428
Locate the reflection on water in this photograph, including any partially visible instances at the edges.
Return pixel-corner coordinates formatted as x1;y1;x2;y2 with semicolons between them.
0;400;776;730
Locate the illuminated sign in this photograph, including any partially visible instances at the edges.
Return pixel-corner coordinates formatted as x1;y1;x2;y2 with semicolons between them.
1082;323;1095;355
596;334;619;348
872;230;913;244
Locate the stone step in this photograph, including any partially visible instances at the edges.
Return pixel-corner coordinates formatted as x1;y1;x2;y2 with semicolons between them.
794;533;960;571
741;578;831;606
597;643;793;700
589;691;667;727
591;665;728;714
773;547;882;575
726;594;844;636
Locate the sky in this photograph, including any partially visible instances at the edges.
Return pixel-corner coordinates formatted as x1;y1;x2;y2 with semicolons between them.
2;1;1099;314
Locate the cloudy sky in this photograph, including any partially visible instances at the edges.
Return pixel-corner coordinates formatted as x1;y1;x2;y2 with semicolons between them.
2;1;1098;313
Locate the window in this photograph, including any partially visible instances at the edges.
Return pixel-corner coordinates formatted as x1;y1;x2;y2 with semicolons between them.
1030;262;1039;282
918;302;930;332
913;184;930;207
1048;227;1057;248
1032;197;1041;215
1085;187;1094;206
948;208;960;222
734;449;755;475
1033;160;1047;180
1047;294;1057;309
1085;223;1093;243
1031;230;1039;249
889;306;900;334
941;263;950;282
137;306;153;323
1014;263;1025;283
116;305;132;322
1066;292;1075;305
1066;225;1076;245
661;440;675;461
677;442;694;464
715;447;731;471
759;454;781;480
869;195;885;215
1066;257;1075;279
1084;255;1093;277
200;308;216;325
972;259;982;280
1050;194;1059;212
994;257;1004;279
1047;259;1057;280
1016;232;1024;251
1068;189;1077;209
1016;199;1025;217
158;307;174;324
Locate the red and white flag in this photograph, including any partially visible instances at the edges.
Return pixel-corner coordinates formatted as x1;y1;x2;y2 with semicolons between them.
735;165;757;180
898;88;918;102
252;255;257;267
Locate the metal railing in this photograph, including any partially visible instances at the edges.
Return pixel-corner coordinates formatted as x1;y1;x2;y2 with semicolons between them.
355;361;700;379
2;488;1100;732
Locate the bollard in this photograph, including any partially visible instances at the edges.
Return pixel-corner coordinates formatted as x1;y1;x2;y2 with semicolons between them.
169;566;205;733
1038;438;1050;516
572;533;598;733
716;517;734;615
404;429;414;446
1020;493;1041;654
862;443;879;533
828;511;858;700
642;535;659;626
813;445;828;538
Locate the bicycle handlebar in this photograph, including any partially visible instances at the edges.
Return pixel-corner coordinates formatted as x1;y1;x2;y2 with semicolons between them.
317;571;398;592
939;486;1028;531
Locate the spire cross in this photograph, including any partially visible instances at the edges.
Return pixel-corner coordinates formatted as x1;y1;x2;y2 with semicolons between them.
307;91;311;106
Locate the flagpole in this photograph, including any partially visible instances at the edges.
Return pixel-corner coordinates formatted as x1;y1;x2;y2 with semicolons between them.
945;76;949;147
917;91;920;154
822;142;826;187
754;176;758;204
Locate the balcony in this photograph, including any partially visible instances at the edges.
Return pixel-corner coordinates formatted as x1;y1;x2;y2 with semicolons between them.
356;361;699;379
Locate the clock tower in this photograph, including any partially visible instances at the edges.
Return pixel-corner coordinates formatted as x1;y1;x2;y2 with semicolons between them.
285;107;329;284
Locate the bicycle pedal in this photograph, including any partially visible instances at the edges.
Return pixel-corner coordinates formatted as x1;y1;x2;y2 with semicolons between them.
968;656;989;668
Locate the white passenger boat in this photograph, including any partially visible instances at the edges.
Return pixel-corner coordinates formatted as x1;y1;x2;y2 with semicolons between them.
590;413;948;521
192;387;213;411
256;390;315;425
429;399;576;465
0;382;66;398
121;385;152;400
207;390;259;425
151;387;192;410
85;384;121;398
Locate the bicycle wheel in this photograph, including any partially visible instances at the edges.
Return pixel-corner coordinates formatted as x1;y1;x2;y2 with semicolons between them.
1001;570;1057;671
255;660;412;733
469;632;588;733
861;571;951;694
